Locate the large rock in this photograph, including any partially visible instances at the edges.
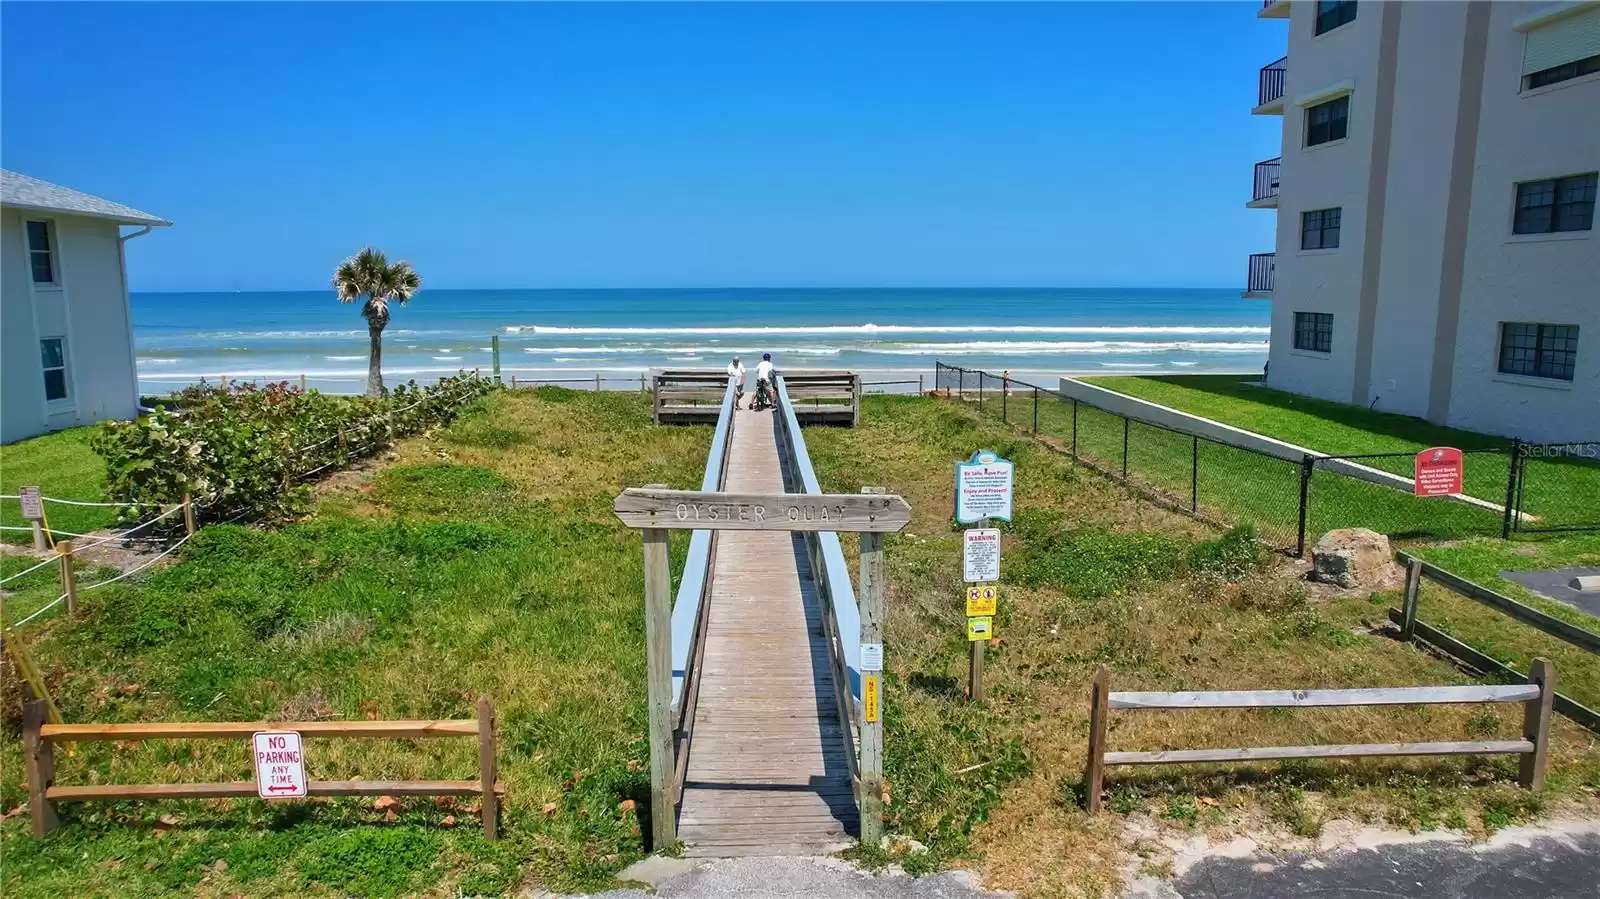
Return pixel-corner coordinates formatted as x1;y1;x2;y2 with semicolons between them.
1310;528;1393;589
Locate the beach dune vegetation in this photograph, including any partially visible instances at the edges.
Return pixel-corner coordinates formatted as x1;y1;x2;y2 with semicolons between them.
332;246;423;397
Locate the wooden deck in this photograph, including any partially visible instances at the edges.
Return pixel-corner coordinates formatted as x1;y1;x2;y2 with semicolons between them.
677;408;858;857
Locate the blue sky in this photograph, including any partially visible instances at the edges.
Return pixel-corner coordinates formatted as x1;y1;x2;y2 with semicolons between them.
2;2;1284;292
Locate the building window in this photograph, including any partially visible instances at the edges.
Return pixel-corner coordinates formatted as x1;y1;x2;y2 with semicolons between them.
1301;207;1342;250
1513;173;1597;234
25;221;56;284
1499;323;1578;381
1293;312;1334;353
1305;96;1349;146
1314;0;1357;35
40;338;70;402
1524;53;1600;89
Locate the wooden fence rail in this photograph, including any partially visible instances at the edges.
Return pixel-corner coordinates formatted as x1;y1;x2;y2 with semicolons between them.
1082;664;1555;813
1394;553;1600;733
22;697;503;840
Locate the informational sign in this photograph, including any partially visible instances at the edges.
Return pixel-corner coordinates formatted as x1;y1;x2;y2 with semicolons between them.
861;642;884;672
965;585;998;617
1414;447;1464;497
955;451;1014;524
962;528;1001;582
863;674;880;723
18;486;42;521
253;731;307;799
967;616;994;642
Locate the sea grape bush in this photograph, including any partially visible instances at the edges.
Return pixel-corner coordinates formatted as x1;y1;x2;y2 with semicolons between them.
92;372;494;522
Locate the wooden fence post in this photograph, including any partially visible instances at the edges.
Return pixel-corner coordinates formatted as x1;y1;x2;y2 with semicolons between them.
595;374;603;392
478;696;500;840
1401;557;1422;641
1084;667;1109;813
57;541;77;615
30;520;46;553
641;512;677;849
858;486;886;847
182;493;197;536
1520;658;1554;790
22;699;58;836
491;335;502;385
299;374;308;392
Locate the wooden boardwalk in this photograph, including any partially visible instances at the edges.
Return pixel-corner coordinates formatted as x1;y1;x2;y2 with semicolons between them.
677;408;858;857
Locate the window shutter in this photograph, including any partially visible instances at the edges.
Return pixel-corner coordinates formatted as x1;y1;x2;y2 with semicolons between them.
1523;5;1600;75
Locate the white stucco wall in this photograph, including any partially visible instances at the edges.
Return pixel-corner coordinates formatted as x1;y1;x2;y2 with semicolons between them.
1265;0;1382;404
1;209;141;443
1364;1;1470;418
1444;2;1600;442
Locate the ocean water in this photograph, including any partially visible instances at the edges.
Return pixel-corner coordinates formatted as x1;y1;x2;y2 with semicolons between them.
130;288;1269;394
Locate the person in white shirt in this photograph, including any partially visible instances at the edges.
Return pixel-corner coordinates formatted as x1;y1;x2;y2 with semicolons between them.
753;353;776;409
726;356;746;407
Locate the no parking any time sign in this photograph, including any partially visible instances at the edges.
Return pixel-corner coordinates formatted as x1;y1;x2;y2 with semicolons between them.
253;731;307;799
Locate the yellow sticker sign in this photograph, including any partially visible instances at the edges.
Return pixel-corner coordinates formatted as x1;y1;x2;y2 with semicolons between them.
967;616;994;641
966;585;997;617
863;674;881;723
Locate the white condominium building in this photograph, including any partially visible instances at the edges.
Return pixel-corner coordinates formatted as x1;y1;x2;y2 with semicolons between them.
1247;0;1598;442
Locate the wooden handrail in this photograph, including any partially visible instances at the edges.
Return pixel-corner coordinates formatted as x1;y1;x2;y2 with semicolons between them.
1083;664;1555;813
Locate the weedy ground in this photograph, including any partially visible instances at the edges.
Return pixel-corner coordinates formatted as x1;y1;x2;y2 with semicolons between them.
1;389;1595;898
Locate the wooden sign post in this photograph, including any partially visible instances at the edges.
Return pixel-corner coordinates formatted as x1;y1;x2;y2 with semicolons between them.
614;485;911;851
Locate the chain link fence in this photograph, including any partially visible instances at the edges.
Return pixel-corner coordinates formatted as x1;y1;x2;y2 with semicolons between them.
933;362;1599;554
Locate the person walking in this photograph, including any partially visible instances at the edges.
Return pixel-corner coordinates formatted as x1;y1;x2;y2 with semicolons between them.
727;355;746;408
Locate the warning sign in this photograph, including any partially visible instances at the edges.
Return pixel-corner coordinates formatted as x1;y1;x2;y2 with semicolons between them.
963;528;1001;583
18;486;42;521
1414;447;1464;497
967;616;994;641
253;731;307;799
863;674;880;723
965;585;997;617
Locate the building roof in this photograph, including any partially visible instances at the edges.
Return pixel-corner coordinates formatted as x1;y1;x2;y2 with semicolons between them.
0;169;171;227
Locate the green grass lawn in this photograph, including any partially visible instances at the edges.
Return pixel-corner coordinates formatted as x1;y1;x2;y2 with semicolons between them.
0;427;116;542
1;388;709;898
1076;375;1599;534
967;389;1506;550
806;396;1597;895
4;391;1596;898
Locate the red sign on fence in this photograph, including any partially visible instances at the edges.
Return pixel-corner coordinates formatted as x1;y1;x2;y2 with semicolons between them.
1414;447;1464;497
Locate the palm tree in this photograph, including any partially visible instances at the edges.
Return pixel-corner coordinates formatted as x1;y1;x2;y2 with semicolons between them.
332;247;422;397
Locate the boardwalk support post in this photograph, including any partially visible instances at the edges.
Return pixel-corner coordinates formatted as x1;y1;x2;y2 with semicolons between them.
858;486;886;847
641;505;677;850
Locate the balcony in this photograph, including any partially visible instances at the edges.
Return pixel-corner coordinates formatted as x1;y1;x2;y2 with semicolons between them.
1254;56;1287;115
1243;252;1275;299
1248;157;1281;209
1258;0;1290;19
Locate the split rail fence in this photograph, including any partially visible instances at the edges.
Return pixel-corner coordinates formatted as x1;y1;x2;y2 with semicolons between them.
21;696;503;839
1396;553;1600;733
1082;663;1556;812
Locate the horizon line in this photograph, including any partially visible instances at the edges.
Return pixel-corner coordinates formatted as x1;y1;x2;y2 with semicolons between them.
132;284;1247;295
